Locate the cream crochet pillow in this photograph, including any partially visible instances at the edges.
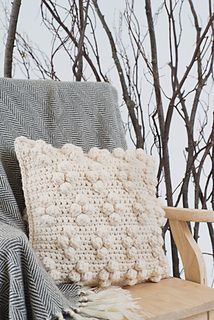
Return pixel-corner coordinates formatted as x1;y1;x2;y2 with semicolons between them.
15;136;169;287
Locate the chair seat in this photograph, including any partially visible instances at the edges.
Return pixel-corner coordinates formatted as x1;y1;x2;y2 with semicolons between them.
126;278;214;320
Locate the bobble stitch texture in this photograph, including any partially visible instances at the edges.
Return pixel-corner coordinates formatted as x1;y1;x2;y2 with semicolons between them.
102;202;114;216
69;236;82;249
58;160;71;173
117;171;128;182
82;204;95;215
81;272;93;282
64;247;76;260
15;137;169;286
43;257;56;271
91;237;103;250
110;271;121;281
98;269;109;281
39;215;55;226
69;204;82;217
109;213;121;226
126;269;138;280
112;148;125;159
103;237;113;249
58;236;69;250
35;207;46;216
65;172;79;183
76;214;90;226
46;205;59;216
97;247;109;260
126;247;138;259
107;260;119;272
76;261;89;273
69;271;81;282
85;171;99;183
92;180;105;194
52;172;65;185
122;236;133;248
63;225;75;237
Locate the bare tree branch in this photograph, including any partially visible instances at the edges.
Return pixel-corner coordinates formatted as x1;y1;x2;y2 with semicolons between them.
92;0;144;148
4;0;22;77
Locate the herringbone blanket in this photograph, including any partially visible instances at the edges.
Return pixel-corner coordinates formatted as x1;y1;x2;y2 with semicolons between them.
0;78;126;320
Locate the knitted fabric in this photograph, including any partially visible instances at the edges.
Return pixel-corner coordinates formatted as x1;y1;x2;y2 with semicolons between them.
15;136;169;287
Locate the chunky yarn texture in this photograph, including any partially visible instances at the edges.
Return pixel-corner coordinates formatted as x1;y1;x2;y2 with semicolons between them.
15;136;169;287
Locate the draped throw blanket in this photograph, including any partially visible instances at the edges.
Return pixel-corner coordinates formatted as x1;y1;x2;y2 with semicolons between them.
0;78;127;320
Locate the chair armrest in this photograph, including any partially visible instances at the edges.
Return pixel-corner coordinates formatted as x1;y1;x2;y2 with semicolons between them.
164;206;214;222
163;207;208;286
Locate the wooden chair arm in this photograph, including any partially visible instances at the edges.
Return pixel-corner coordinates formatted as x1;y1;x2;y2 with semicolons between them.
163;207;210;286
164;206;214;222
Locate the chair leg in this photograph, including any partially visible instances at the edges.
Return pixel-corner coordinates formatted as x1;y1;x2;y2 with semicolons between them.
209;310;214;320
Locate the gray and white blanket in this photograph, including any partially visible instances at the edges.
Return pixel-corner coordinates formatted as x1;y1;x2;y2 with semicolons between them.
0;78;127;320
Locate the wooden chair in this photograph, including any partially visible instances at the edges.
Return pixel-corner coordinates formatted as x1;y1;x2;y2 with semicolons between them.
1;78;214;319
127;207;214;320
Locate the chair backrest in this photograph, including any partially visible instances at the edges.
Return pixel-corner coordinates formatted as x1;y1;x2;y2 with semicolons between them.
0;79;126;232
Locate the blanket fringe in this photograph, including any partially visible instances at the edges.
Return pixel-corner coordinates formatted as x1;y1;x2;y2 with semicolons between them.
53;286;142;320
77;286;142;320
